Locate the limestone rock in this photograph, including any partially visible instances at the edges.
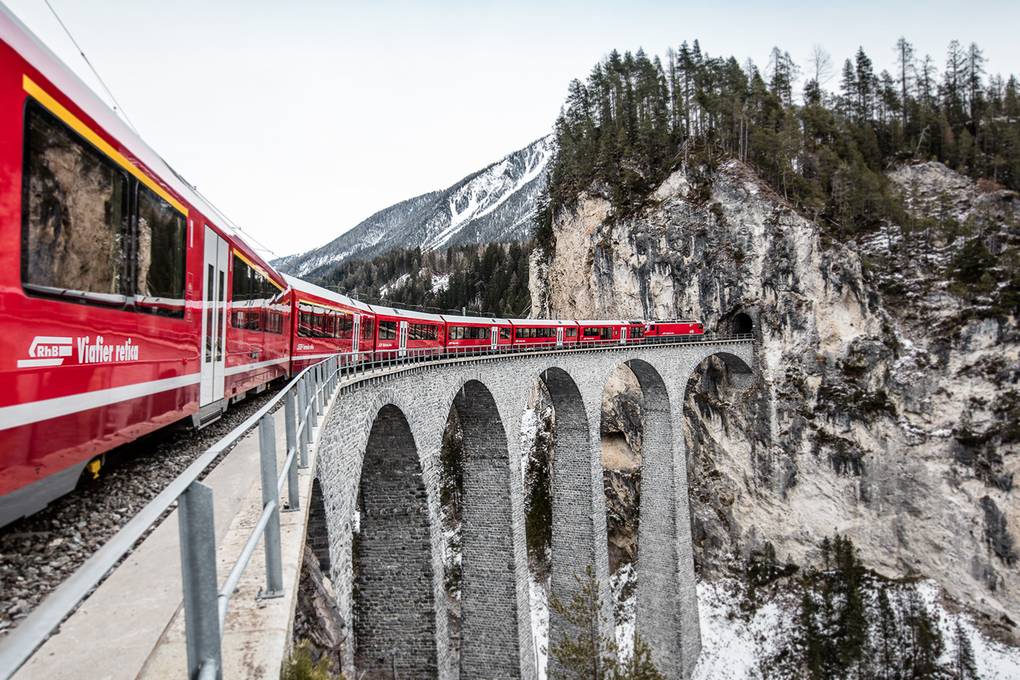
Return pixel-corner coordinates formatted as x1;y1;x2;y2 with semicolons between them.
533;158;1020;642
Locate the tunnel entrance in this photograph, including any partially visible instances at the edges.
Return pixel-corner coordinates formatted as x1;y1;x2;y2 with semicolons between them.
731;312;753;335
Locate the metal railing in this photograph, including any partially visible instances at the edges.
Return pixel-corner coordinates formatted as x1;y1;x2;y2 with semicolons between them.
0;357;340;680
0;332;753;679
180;357;340;680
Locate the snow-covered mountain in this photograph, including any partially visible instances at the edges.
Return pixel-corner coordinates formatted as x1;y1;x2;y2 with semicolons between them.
274;135;553;278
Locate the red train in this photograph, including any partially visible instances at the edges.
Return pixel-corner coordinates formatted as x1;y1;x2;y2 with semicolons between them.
0;8;704;527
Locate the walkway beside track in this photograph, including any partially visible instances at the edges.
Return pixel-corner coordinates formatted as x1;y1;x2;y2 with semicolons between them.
13;395;324;679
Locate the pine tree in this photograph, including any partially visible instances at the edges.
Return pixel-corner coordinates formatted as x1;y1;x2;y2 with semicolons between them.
953;620;979;680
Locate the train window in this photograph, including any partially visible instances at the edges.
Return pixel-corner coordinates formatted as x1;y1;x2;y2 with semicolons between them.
500;327;511;340
450;325;487;340
517;327;553;339
566;328;577;337
265;311;284;334
298;302;325;338
22;102;129;304
409;323;437;341
379;320;397;340
135;184;186;316
231;309;262;331
337;312;353;339
630;326;644;338
583;326;612;340
361;317;373;340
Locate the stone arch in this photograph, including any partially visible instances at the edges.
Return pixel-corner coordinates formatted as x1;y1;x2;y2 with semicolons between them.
307;478;331;573
670;346;755;678
354;403;439;678
615;358;688;672
538;366;613;662
443;379;524;678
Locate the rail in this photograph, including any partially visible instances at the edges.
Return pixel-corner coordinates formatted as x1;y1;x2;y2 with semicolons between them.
0;332;753;678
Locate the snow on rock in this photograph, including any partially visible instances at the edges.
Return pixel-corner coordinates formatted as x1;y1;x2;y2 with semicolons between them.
530;575;550;680
430;273;450;295
692;580;795;680
379;272;409;297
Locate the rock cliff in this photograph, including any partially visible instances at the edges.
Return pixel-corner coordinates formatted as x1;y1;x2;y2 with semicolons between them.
531;158;1020;642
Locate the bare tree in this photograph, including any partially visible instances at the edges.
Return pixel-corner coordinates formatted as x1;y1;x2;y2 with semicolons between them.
895;37;916;126
808;44;833;87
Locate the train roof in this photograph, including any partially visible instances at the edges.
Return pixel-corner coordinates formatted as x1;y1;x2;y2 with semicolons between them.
282;274;373;313
368;304;446;323
440;314;512;325
0;6;281;281
509;318;579;327
574;319;640;325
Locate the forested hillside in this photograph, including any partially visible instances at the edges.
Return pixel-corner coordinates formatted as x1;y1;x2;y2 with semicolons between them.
311;241;532;317
540;38;1020;250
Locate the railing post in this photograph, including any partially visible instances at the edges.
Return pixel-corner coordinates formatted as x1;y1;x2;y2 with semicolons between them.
286;387;306;470
178;481;222;680
315;364;324;416
311;368;321;418
258;416;284;598
297;377;310;463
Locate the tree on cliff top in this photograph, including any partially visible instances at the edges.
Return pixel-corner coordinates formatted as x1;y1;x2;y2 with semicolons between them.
538;37;1020;240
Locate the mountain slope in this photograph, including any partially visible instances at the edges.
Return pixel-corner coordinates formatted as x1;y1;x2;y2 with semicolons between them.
274;135;552;277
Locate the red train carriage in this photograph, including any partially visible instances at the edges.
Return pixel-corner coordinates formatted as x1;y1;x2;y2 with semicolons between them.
644;320;705;339
370;305;445;359
441;314;513;352
225;249;291;401
0;9;286;526
284;274;375;373
510;319;580;347
576;320;639;345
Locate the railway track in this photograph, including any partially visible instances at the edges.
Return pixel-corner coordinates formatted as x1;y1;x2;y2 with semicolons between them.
0;385;285;639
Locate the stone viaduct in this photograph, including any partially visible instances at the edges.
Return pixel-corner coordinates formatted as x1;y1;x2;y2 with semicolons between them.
310;338;754;679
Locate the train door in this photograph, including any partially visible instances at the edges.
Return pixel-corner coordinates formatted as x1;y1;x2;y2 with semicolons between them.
556;327;564;347
490;326;498;351
620;326;628;345
398;321;408;357
352;314;361;359
200;226;228;405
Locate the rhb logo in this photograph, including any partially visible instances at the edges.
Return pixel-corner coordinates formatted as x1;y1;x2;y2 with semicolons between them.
18;336;73;368
18;335;140;369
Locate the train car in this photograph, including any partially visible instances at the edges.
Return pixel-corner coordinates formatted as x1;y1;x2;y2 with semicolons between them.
576;320;640;345
370;304;445;359
644;320;705;340
0;7;285;526
284;274;375;373
510;319;580;347
441;314;512;353
225;247;291;402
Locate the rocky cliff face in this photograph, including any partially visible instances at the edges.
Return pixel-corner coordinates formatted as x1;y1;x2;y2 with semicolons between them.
531;158;1020;641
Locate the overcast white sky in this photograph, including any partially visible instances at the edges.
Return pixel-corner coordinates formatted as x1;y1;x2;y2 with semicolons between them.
6;0;1019;258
